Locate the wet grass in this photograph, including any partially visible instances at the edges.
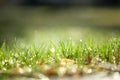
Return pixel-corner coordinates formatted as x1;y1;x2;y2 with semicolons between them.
0;35;120;71
0;7;120;79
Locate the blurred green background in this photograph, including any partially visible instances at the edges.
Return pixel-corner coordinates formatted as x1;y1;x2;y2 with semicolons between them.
0;0;120;45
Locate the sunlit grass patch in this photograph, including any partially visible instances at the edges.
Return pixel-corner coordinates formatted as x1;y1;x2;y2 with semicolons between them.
0;35;119;80
0;36;120;71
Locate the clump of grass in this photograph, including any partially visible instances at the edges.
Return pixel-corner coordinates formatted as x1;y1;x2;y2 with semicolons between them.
0;37;120;71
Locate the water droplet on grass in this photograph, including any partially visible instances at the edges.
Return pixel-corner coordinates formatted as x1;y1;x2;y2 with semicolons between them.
80;39;82;42
50;47;55;53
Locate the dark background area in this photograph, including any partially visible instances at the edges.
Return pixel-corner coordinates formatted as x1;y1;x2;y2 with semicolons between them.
0;0;120;6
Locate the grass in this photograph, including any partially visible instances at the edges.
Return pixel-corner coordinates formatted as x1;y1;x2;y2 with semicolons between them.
0;7;120;78
0;36;120;71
